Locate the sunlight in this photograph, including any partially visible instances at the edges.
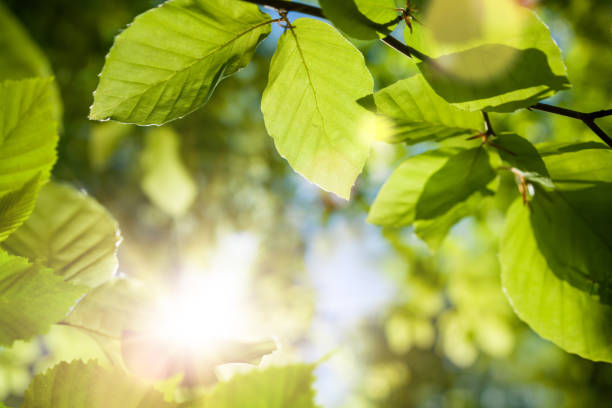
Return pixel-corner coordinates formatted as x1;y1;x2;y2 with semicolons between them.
152;274;245;350
149;232;259;350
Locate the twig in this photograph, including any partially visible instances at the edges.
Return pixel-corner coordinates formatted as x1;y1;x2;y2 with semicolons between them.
242;0;611;147
530;103;612;147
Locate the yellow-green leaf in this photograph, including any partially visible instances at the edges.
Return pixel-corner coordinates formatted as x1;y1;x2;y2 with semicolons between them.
89;0;272;125
261;18;374;199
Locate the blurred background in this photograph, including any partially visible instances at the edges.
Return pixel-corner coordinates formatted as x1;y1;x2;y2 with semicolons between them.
1;0;612;406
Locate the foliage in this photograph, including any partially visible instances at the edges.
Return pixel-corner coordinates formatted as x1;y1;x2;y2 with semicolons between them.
1;0;612;406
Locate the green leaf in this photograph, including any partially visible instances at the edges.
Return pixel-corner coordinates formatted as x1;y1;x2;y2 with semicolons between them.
369;74;483;144
501;200;612;362
493;133;554;188
2;183;121;288
22;360;175;408
0;78;58;196
181;364;318;408
0;174;41;242
414;191;485;250
542;147;612;190
369;149;454;226
501;148;612;361
0;250;86;346
369;147;495;227
261;18;374;199
141;127;197;218
409;0;569;112
0;3;62;120
89;0;271;125
320;0;398;41
529;186;612;303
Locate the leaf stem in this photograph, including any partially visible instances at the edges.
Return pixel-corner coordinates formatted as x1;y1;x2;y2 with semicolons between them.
242;0;611;147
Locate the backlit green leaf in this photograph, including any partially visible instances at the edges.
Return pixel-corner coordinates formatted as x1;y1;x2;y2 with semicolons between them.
409;0;569;112
181;364;317;408
501;148;612;361
0;78;58;196
0;174;41;242
501;200;612;362
89;0;272;125
368;147;495;227
0;250;86;346
22;360;175;408
141;127;197;218
369;74;483;144
414;191;486;250
2;183;121;288
261;18;374;199
320;0;398;40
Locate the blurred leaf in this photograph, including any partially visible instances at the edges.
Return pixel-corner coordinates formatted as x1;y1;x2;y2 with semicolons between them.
501;199;612;363
89;0;271;125
65;279;148;339
261;18;374;199
181;364;317;408
22;360;175;408
2;183;121;288
0;2;62;120
369;147;495;226
368;74;483;144
63;279;151;367
141;127;197;218
0;250;86;346
319;0;398;40
0;78;58;196
122;332;277;385
89;121;132;170
409;0;569;112
0;174;41;242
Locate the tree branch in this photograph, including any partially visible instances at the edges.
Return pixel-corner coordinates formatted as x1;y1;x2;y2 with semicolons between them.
530;103;612;147
243;0;612;147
